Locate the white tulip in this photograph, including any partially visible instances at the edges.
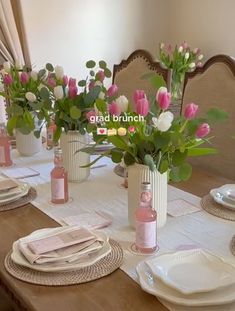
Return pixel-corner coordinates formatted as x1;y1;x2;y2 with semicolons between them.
185;52;190;60
98;91;105;100
31;71;38;81
160;42;165;49
15;59;22;70
55;65;64;80
178;46;183;53
25;92;36;102
116;95;129;112
3;61;11;73
54;85;64;99
198;54;203;60
95;81;103;87
152;111;174;132
189;62;196;69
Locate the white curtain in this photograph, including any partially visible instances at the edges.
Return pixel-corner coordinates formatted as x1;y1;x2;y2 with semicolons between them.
0;0;31;123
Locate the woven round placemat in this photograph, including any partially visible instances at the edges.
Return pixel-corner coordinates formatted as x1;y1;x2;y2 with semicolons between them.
201;194;235;221
4;239;123;286
230;236;235;256
0;187;37;212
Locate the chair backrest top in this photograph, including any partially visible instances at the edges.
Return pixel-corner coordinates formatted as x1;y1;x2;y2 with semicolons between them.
182;54;235;180
113;49;168;84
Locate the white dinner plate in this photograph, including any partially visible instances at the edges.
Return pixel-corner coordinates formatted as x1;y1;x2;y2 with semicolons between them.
0;182;30;204
215;184;235;201
210;188;235;210
11;228;111;272
136;261;235;307
145;249;235;295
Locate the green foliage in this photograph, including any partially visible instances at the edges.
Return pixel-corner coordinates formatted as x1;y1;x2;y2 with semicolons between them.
46;63;54;72
111;148;123;163
104;68;112;78
84;86;101;106
144;154;155;171
78;80;86;87
86;60;96;68
206;108;228;123
150;74;167;90
99;60;107;69
70;107;81;119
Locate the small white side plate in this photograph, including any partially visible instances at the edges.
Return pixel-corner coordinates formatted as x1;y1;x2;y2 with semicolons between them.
210;189;235;210
136;260;235;306
145;249;235;294
0;182;30;204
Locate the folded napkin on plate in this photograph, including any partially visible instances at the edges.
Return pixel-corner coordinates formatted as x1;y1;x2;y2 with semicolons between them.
0;178;18;192
18;227;105;265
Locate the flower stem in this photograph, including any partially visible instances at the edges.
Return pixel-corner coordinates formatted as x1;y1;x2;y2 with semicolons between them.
180;120;188;133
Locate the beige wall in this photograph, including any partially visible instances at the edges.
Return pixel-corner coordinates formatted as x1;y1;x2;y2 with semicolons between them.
20;0;168;79
19;0;235;77
166;0;235;59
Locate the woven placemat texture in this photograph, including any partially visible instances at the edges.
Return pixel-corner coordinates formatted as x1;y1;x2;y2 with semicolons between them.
4;239;123;286
230;236;235;256
0;187;37;212
201;194;235;221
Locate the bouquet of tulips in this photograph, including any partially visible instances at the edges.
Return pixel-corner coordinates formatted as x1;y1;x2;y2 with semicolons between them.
84;86;227;182
159;42;204;100
45;60;130;141
0;61;53;137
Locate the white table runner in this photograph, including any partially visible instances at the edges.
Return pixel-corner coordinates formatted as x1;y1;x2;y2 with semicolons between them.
1;149;235;311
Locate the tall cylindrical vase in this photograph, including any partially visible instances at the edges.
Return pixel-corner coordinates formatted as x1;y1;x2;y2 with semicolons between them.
128;163;168;228
60;131;90;182
15;130;42;156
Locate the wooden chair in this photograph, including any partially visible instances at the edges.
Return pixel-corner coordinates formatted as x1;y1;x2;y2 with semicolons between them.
182;55;235;180
113;49;171;109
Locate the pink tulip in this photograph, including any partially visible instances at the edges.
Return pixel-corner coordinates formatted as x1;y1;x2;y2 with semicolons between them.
156;88;171;110
182;41;188;49
197;62;203;68
135;98;149;116
68;78;76;87
97;70;105;82
133;90;146;104
166;44;172;55
20;72;29;84
47;77;56;88
107;84;118;97
86;110;97;123
196;123;210;138
193;48;201;55
68;86;78;99
184;103;198;120
128;126;136;133
3;74;13;85
62;75;68;86
109;101;121;116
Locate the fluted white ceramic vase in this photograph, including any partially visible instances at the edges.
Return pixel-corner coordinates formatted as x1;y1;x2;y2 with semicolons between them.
60;131;90;182
15;130;42;156
128;163;168;228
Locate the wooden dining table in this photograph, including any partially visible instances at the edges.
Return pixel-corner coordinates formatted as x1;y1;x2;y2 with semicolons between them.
0;168;233;311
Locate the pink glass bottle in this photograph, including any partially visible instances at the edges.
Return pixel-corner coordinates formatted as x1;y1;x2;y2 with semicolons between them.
0;123;12;167
46;119;57;150
135;182;157;254
50;148;69;204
